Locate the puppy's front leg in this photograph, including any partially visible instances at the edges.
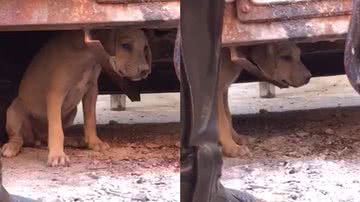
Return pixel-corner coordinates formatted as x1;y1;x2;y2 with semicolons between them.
218;90;250;157
217;50;250;157
82;84;110;152
47;91;70;167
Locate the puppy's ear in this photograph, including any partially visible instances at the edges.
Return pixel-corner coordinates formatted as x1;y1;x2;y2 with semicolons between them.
145;41;152;68
250;44;276;76
93;29;117;56
141;28;153;67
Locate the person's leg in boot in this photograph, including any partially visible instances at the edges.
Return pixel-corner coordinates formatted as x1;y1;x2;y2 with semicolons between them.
0;159;36;201
10;194;37;202
178;0;256;201
345;0;360;93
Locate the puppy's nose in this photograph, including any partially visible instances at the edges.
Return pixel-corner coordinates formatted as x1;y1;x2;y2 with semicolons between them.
140;70;150;78
304;72;312;84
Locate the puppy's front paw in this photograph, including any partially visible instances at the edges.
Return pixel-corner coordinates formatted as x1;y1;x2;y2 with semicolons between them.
223;143;251;158
2;142;21;157
88;140;110;152
47;152;70;167
232;132;250;145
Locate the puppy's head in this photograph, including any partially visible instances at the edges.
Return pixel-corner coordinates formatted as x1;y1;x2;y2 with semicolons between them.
249;42;311;88
102;29;152;81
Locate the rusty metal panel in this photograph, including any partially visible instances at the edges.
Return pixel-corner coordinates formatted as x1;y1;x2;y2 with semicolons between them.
0;0;350;45
222;3;350;46
236;0;351;23
96;0;175;3
0;0;179;31
252;0;308;4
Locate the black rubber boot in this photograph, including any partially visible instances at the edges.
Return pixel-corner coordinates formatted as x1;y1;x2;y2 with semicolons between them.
0;182;36;202
345;0;360;93
178;0;256;201
0;160;36;202
215;183;257;202
10;194;37;202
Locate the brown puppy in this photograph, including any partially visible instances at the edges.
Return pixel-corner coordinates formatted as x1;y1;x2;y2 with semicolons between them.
2;29;152;167
218;42;311;157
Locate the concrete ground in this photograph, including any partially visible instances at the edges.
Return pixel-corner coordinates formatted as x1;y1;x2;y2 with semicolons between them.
3;75;360;201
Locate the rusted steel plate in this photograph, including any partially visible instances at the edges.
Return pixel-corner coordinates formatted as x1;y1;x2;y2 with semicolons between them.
222;3;350;46
97;0;175;3
0;0;179;31
252;0;309;4
236;0;351;23
0;0;350;45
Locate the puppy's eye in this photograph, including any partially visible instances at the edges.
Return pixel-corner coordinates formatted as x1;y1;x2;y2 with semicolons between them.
280;55;292;61
121;43;132;51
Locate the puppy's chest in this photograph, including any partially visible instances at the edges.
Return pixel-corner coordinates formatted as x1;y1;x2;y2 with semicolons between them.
64;67;98;109
74;69;95;90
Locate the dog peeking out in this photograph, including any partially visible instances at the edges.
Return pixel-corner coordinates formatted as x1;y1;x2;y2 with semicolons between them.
218;42;312;157
2;29;152;167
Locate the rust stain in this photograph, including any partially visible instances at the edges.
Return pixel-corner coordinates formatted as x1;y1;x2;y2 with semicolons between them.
222;3;350;46
0;0;351;45
0;0;179;31
235;0;352;23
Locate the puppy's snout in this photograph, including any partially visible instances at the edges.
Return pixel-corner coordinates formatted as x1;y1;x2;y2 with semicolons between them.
140;69;150;78
303;71;312;84
138;63;151;79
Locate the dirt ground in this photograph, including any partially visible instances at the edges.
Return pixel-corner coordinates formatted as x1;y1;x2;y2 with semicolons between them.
3;75;360;202
2;123;180;202
2;97;181;201
222;107;360;202
223;75;360;202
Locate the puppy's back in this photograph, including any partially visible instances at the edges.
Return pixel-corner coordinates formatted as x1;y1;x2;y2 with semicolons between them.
17;31;93;116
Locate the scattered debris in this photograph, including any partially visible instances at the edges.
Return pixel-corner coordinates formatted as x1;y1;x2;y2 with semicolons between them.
324;128;335;135
2;122;180;201
223;107;360;202
295;131;310;137
259;109;268;114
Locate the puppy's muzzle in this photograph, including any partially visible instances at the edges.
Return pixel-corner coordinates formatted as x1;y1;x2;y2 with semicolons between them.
140;69;150;79
138;64;151;79
304;71;312;84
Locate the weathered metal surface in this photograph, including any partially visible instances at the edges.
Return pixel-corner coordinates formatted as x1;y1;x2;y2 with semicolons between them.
344;0;360;94
252;0;308;4
0;0;351;49
0;0;179;31
97;0;175;3
236;0;351;23
222;3;350;46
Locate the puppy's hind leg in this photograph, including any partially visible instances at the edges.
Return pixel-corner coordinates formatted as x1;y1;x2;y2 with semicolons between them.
223;90;249;146
63;108;86;148
2;99;32;157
